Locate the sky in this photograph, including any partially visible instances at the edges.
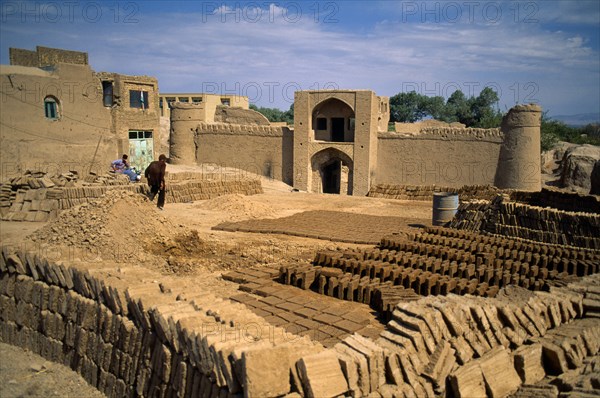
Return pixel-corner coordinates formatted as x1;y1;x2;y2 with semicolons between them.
1;0;599;117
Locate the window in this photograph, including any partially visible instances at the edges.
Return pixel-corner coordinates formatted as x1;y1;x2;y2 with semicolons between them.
130;90;149;109
178;97;189;103
166;97;176;108
44;96;59;119
221;98;230;106
129;130;153;139
192;97;203;103
316;117;327;130
348;118;355;131
102;81;113;107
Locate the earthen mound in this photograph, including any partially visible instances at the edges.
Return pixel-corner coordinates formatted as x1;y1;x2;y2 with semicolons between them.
28;190;184;265
194;194;275;220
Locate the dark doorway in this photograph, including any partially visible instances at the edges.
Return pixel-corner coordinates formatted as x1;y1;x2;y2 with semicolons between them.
331;118;345;141
322;161;341;193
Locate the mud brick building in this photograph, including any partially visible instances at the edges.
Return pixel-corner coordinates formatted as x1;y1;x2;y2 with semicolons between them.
1;46;160;174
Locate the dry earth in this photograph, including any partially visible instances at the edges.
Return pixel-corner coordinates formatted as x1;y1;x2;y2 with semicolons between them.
0;174;433;396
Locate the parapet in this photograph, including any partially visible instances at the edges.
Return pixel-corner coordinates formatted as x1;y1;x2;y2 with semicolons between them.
195;122;287;137
10;46;88;67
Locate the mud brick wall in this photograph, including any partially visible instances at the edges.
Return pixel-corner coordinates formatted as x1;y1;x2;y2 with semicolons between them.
166;179;262;203
194;122;294;184
367;184;508;201
450;195;600;249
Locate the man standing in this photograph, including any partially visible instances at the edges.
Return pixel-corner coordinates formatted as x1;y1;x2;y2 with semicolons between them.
145;154;167;210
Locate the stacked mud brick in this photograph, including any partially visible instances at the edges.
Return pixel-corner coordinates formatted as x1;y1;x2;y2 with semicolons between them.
280;226;600;320
166;172;258;182
2;185;147;222
451;193;600;249
370;278;600;397
0;183;15;216
223;267;384;348
367;184;508;201
3;178;263;222
166;179;262;203
1;241;600;397
510;188;600;214
2;245;376;397
214;210;414;244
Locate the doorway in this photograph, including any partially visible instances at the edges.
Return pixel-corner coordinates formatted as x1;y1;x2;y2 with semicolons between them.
128;130;154;171
321;160;341;194
331;118;345;141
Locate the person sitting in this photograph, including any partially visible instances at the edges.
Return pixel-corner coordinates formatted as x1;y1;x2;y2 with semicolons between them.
111;154;139;182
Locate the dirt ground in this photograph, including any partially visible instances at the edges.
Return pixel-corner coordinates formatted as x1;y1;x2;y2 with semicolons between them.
0;342;105;398
0;174;433;396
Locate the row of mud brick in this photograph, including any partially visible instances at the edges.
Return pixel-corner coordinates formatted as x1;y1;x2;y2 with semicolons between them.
166;179;262;203
367;184;508;202
223;267;383;347
3;245;389;398
509;187;600;214
1;185;146;222
214;210;411;245
450;195;600;249
279;226;599;318
373;279;600;398
2;179;263;222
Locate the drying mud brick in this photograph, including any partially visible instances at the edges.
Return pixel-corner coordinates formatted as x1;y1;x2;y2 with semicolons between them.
242;345;293;398
513;344;546;384
479;346;522;397
296;350;349;398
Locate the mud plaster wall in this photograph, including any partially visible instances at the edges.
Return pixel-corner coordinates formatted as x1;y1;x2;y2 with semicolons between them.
194;123;294;185
10;46;88;68
0;64;115;177
376;129;504;187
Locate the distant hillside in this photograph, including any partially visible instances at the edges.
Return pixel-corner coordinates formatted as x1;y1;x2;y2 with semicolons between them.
549;113;600;127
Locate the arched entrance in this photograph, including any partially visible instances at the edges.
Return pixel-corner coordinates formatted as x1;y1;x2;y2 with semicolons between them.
312;98;355;142
310;148;353;195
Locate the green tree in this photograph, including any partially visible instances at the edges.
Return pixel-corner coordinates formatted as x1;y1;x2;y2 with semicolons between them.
249;103;293;125
389;91;430;122
389;87;503;127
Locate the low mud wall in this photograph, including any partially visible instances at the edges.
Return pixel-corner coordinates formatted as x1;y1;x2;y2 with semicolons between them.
2;179;263;222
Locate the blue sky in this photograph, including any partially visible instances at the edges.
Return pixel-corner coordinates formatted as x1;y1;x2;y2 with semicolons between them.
1;0;599;116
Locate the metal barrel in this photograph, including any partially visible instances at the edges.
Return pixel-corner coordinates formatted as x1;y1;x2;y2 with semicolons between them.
432;192;459;226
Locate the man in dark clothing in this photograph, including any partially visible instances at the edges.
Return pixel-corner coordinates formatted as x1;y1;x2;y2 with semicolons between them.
145;154;167;209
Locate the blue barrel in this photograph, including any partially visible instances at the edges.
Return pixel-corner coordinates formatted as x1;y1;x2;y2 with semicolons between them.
432;192;459;226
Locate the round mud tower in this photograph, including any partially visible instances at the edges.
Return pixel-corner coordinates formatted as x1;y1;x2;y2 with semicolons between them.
496;104;542;191
170;103;203;165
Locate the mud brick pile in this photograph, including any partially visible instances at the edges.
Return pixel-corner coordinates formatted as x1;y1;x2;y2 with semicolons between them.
510;188;600;214
2;242;600;397
372;278;600;397
0;183;15;216
2;185;147;222
367;184;509;202
166;179;262;203
214;210;421;244
223;266;384;348
280;226;600;321
450;194;600;249
166;171;259;182
2;179;263;222
2;245;369;398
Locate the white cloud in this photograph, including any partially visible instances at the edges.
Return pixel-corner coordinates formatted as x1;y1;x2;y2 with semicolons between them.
0;1;598;114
